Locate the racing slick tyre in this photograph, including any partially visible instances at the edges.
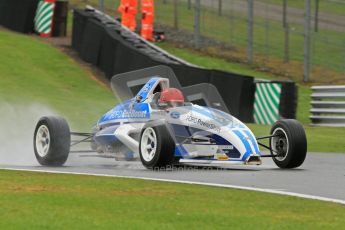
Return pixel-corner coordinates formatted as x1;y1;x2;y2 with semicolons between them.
34;116;70;166
270;119;307;169
139;124;175;169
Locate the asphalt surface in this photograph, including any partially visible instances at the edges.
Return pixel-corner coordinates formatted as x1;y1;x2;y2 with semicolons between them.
1;151;345;202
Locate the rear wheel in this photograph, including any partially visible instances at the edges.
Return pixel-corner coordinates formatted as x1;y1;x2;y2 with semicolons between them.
270;119;307;168
139;124;175;169
34;116;70;166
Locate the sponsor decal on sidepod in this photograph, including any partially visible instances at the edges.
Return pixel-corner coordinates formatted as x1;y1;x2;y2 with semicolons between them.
186;115;221;133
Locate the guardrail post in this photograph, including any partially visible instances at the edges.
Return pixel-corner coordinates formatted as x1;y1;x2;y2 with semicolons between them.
314;0;319;32
218;0;222;16
99;0;104;12
284;24;289;63
174;0;179;29
247;0;254;64
304;0;311;82
194;0;201;49
282;0;287;28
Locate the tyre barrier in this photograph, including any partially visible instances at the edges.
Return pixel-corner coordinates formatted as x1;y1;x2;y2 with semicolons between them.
0;0;67;36
0;0;38;33
254;80;297;125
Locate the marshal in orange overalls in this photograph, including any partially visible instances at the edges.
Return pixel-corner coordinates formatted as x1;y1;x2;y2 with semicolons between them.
140;0;154;41
118;0;138;31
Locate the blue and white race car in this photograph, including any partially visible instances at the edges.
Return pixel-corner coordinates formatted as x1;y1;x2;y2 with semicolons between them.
34;69;307;169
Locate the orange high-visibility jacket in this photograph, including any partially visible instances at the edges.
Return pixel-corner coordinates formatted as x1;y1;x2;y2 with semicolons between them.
141;0;154;40
118;0;138;31
141;0;154;23
118;0;138;14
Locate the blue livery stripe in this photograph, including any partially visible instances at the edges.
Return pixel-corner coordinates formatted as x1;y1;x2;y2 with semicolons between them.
192;106;214;118
136;77;160;102
174;145;189;157
243;130;260;155
233;130;252;161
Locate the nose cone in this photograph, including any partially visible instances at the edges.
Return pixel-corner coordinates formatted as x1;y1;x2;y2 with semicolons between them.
223;118;261;160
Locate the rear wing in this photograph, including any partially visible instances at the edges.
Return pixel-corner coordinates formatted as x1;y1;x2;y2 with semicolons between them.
111;65;229;113
111;66;181;102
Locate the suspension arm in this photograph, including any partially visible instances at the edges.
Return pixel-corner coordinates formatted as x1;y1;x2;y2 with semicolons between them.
256;134;278;140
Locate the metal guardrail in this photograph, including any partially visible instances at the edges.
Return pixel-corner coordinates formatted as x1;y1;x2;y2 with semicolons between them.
310;85;345;127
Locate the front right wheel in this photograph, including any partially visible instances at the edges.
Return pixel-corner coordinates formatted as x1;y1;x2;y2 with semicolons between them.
270;119;307;169
34;116;70;166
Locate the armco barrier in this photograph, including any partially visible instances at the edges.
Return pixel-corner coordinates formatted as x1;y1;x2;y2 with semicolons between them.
0;0;38;33
310;85;345;127
71;7;297;123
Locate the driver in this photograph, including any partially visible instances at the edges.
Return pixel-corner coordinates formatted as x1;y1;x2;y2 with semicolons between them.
158;88;185;109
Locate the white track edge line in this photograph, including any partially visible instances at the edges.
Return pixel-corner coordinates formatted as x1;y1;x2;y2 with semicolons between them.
1;167;345;206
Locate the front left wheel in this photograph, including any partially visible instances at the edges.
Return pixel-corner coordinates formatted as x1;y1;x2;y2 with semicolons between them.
34;116;70;166
139;124;175;169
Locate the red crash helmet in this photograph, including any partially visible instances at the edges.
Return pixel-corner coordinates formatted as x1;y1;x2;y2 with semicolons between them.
159;88;185;107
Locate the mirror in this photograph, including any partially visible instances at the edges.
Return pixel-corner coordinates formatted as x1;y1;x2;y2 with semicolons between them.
135;95;143;102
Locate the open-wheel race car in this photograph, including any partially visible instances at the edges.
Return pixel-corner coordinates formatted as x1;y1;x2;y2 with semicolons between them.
34;66;307;169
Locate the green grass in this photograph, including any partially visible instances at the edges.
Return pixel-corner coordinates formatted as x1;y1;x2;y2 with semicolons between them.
154;0;344;74
266;0;345;15
0;170;345;229
0;30;115;130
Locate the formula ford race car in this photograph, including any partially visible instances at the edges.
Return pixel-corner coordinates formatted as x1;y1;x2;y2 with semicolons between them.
34;66;307;169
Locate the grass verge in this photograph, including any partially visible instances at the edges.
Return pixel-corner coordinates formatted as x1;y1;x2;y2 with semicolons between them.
266;0;345;15
0;30;115;130
0;170;345;229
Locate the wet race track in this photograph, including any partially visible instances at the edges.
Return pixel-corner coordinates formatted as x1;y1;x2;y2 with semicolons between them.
1;151;345;204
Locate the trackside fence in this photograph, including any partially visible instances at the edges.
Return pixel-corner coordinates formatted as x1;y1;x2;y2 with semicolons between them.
310;86;345;127
92;0;345;82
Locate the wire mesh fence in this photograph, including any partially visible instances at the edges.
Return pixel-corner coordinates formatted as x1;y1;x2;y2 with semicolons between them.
71;0;345;82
